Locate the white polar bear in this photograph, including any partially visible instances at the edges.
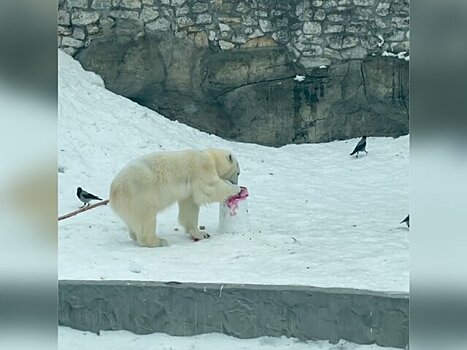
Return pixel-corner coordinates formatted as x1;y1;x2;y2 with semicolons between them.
109;148;241;247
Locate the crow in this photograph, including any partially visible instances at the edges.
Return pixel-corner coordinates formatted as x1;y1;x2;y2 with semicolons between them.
77;187;102;208
400;215;410;227
350;136;368;158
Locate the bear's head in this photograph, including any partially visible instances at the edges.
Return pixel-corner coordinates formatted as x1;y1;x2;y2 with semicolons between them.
205;149;240;184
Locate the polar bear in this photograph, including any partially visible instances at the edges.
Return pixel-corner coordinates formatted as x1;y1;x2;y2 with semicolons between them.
109;148;241;247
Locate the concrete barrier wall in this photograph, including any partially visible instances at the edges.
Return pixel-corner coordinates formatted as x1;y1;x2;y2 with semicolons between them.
59;280;409;348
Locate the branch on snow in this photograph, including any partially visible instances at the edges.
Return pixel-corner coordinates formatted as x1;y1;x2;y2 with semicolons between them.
58;199;110;221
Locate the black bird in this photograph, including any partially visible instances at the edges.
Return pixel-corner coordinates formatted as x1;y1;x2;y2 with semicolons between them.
77;187;102;208
350;136;368;158
400;215;410;227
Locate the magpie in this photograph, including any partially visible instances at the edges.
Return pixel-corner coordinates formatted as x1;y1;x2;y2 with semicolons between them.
350;136;368;158
77;187;102;208
400;215;410;227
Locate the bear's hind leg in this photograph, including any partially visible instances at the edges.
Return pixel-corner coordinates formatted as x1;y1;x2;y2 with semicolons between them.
133;213;168;248
178;198;210;240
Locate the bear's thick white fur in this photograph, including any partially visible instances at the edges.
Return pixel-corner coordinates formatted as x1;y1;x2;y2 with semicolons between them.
109;148;241;247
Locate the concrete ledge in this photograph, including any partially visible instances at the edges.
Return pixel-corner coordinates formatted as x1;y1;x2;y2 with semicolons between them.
58;280;409;349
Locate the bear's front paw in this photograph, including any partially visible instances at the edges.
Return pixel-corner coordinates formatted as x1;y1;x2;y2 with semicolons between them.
189;229;211;241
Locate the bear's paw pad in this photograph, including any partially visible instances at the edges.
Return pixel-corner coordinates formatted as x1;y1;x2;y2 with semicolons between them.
190;230;211;240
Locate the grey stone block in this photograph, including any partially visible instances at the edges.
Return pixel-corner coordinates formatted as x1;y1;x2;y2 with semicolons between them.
91;0;112;9
391;16;409;29
72;27;86;40
303;21;321;35
114;0;142;9
140;7;159;22
192;2;209;13
58;10;71;26
62;46;78;55
61;36;85;48
68;0;89;9
353;0;375;6
109;9;139;20
314;9;326;21
59;281;408;349
196;14;212;24
71;11;100;25
375;2;390;16
324;24;344;34
58;25;73;36
147;17;171;31
259;19;272;32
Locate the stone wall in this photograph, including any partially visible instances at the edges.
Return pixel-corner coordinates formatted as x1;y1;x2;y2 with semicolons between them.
58;0;409;146
59;280;409;348
58;0;409;66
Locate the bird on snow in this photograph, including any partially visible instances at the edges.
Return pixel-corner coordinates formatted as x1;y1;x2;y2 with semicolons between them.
400;215;410;227
350;136;368;158
77;187;102;208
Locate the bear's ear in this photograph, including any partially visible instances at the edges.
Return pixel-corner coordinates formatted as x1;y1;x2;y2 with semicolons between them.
228;154;233;163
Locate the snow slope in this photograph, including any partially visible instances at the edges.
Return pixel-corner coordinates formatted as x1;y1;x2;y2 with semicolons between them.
58;327;400;350
58;50;409;292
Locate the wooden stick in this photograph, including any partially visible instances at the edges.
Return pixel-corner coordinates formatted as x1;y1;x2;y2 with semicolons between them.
58;199;110;221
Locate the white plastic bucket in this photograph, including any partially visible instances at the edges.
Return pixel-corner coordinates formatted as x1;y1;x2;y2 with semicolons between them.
218;186;250;234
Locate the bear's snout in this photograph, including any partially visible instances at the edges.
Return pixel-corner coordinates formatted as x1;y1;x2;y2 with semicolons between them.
229;174;238;185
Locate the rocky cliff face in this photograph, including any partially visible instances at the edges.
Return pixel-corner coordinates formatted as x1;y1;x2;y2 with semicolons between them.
58;0;409;146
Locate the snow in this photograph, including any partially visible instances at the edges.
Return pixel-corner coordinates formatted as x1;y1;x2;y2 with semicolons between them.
376;35;409;61
294;74;306;82
377;34;385;47
58;50;409;292
128;258;143;274
58;327;400;350
382;50;410;61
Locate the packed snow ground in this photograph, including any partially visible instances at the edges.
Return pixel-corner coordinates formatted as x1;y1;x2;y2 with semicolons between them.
58;50;409;292
58;327;399;350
